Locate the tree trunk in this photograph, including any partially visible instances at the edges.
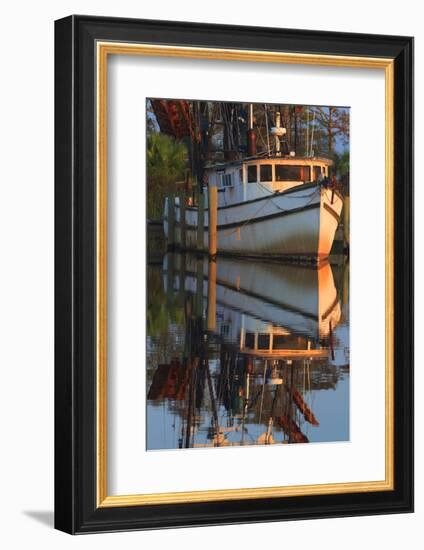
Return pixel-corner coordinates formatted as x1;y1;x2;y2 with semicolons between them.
328;107;334;155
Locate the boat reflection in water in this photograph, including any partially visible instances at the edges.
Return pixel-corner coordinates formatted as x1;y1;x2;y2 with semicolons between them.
146;253;349;450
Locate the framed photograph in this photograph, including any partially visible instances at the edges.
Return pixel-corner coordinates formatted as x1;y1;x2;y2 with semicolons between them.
54;15;413;534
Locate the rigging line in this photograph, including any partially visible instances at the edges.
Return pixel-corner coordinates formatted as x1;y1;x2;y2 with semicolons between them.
219;195;273;237
247;383;267;410
218;183;320;238
310;109;316;157
264;104;270;155
218;183;321;239
306;107;309;158
257;124;268;149
254;181;321;211
258;360;267;425
256;180;320;200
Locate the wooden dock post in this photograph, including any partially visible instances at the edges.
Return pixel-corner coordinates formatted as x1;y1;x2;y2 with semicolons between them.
207;258;217;331
167;193;175;249
197;191;205;252
208;185;218;258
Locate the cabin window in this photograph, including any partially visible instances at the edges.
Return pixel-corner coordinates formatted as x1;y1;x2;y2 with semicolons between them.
260;164;273;182
273;334;306;350
273;335;289;350
221;173;233;187
313;166;322;180
247;165;257;183
239;168;243;183
244;332;255;349
220;323;230;337
275;165;311;181
257;334;270;350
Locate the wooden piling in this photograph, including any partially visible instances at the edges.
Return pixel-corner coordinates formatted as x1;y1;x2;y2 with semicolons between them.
197;192;205;252
208;185;218;257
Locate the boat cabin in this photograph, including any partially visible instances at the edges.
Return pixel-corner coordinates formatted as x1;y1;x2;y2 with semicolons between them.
205;156;333;206
239;326;326;359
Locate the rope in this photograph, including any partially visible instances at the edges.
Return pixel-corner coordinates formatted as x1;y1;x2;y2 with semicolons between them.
218;184;321;238
219;197;271;237
256;180;319;201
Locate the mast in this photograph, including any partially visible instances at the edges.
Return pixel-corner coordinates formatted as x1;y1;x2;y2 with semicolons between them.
247;104;257;156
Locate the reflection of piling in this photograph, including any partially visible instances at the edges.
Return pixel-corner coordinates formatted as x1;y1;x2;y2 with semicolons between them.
195;257;204;318
179;253;186;301
167;194;175;248
343;260;349;309
178;192;186;249
197;192;205;252
207;259;217;331
166;253;175;302
208;186;218;258
343;196;350;251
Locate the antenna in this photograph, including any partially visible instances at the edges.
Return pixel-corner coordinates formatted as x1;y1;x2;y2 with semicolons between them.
270;111;287;156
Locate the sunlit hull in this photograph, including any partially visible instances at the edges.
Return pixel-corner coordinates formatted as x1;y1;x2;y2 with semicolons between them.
164;183;343;261
164;254;341;340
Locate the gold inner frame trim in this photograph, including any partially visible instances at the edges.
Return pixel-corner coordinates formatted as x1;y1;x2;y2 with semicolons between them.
96;41;395;508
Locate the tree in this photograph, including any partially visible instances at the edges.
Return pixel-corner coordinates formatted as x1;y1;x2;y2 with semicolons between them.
309;107;349;157
333;150;350;177
146;133;188;220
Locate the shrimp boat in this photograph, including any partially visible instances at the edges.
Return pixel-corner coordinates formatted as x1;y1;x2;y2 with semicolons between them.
164;110;344;263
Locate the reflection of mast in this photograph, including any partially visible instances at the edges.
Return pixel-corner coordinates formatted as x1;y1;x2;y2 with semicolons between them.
267;383;279;443
277;359;310;443
276;416;309;443
290;385;319;426
184;357;198;448
206;359;221;446
152;252;345;449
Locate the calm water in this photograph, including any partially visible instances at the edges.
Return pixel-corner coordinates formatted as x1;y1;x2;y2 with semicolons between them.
147;241;349;450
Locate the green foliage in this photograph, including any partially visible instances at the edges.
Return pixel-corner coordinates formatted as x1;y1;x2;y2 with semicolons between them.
146;265;185;371
147;133;188;220
333;150;350;178
147;266;184;337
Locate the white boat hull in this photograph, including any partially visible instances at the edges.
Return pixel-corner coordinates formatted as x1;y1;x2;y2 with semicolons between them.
164;183;343;261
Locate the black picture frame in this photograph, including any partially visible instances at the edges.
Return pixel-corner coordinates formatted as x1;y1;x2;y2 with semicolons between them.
55;15;414;534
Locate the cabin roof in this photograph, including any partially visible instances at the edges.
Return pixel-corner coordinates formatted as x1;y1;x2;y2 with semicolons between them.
205;154;333;170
